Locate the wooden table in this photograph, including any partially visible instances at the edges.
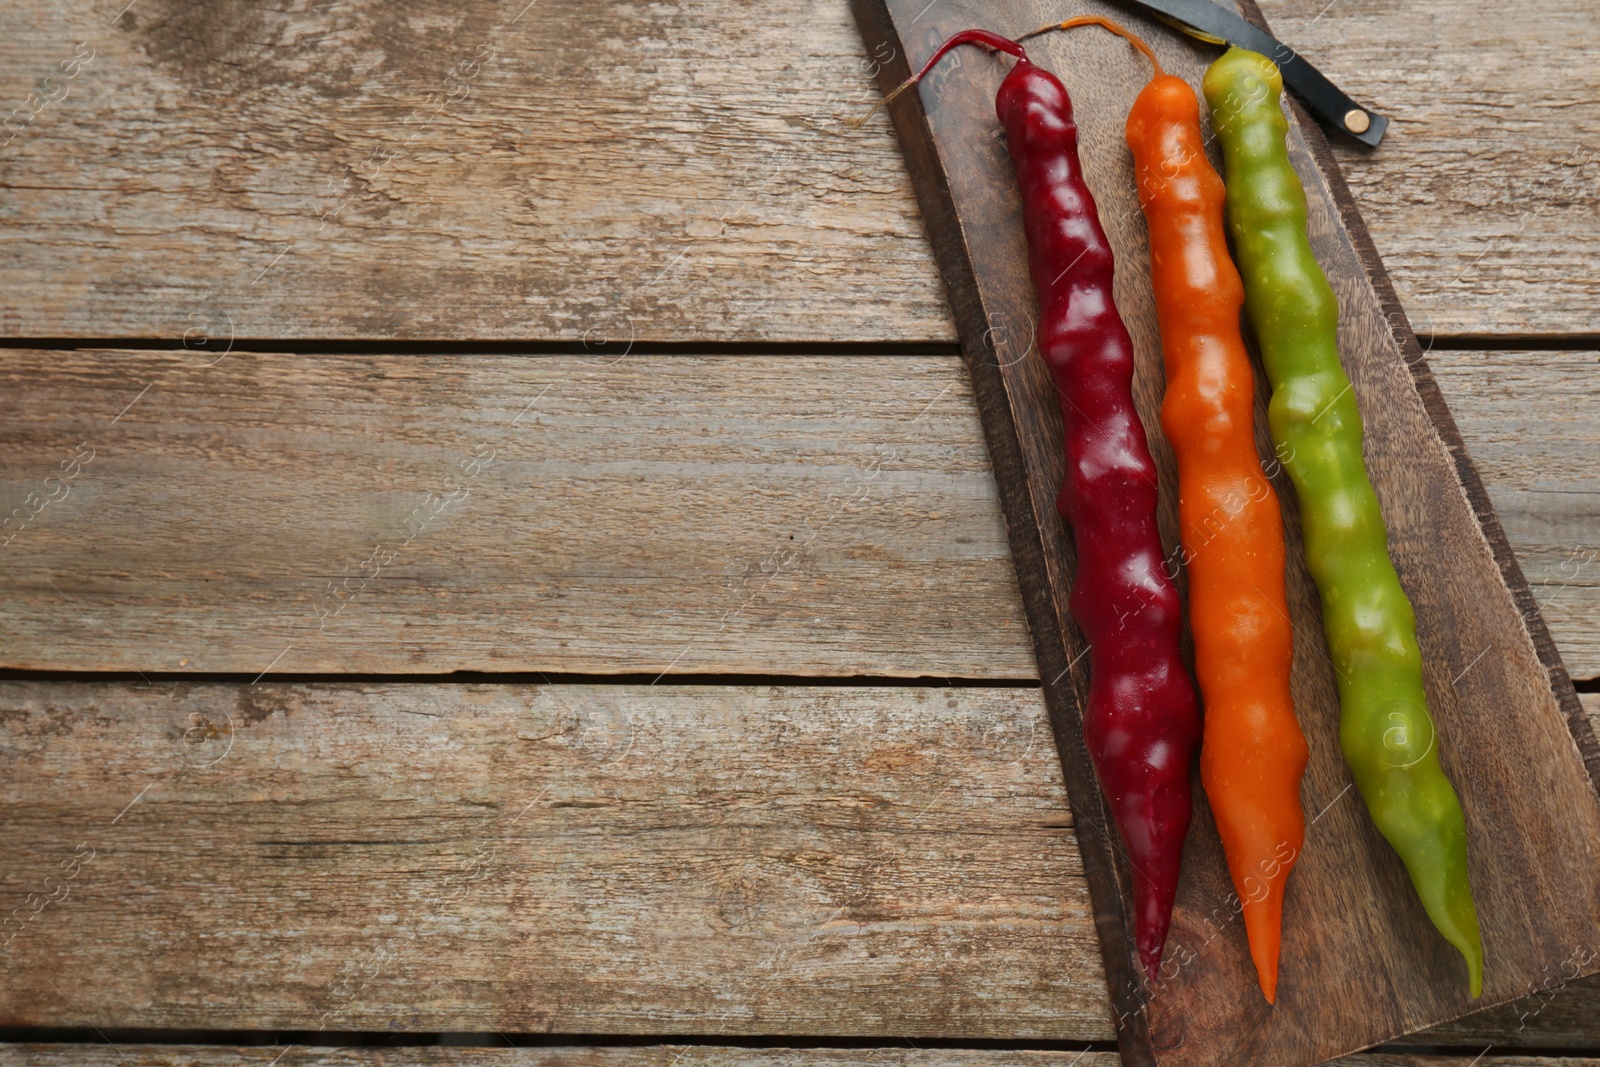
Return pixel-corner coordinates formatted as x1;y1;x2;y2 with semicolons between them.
0;0;1596;1064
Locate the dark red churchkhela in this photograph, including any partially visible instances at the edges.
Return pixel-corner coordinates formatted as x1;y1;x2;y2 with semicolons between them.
898;31;1201;979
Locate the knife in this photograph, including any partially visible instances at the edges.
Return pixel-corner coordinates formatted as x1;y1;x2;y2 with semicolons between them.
1104;0;1388;146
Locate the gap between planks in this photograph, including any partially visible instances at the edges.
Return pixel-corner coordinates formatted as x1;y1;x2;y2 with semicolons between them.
0;1042;1593;1066
0;338;1593;355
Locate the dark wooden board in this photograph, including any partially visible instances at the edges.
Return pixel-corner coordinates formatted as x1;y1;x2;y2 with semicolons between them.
847;2;1600;1066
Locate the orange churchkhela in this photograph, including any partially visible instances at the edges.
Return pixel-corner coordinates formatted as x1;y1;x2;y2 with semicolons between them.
1023;17;1310;1002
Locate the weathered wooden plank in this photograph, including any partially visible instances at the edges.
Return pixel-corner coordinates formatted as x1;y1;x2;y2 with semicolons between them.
1259;0;1600;338
0;0;1594;342
0;682;1102;1037
0;1049;1595;1067
0;0;952;343
1426;350;1600;681
3;349;1598;680
0;349;1033;678
1;683;1596;1044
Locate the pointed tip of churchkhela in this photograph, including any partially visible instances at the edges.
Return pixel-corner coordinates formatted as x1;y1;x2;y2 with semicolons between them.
1134;874;1180;984
1252;940;1280;1004
1240;874;1290;1003
1442;899;1485;998
1461;936;1485;999
1256;955;1279;1005
1137;933;1164;984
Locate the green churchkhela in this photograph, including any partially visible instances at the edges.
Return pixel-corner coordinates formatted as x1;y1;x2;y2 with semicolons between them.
1202;45;1484;997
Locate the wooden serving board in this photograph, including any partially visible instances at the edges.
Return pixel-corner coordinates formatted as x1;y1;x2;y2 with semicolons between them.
847;1;1600;1064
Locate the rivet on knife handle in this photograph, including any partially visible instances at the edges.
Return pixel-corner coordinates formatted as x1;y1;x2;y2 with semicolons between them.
1108;0;1388;146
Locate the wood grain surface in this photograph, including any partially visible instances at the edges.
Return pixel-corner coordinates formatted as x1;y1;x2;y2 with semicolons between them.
0;0;1593;341
0;682;1596;1045
1429;350;1600;678
850;0;1600;1063
0;0;951;343
0;349;1033;679
1256;0;1600;339
2;348;1595;679
0;1049;1596;1067
0;682;1102;1037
